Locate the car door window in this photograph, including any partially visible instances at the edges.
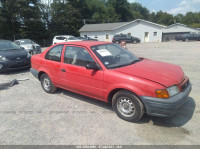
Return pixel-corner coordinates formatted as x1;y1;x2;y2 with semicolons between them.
64;46;95;67
45;45;63;62
15;41;20;45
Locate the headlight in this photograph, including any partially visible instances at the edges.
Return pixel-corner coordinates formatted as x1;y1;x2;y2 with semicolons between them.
27;53;31;58
156;85;180;99
167;85;180;97
0;55;7;61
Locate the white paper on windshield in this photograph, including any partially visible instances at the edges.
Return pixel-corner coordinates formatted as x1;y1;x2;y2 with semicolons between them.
97;49;112;57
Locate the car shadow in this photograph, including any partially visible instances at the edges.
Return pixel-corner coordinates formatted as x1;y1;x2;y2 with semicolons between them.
137;97;196;127
0;68;30;75
55;88;113;111
55;89;195;127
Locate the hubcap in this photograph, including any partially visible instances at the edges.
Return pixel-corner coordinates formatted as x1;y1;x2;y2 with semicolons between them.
43;77;51;90
117;98;135;117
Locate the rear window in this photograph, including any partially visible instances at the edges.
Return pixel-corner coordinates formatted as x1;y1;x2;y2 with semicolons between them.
68;37;78;40
56;37;66;40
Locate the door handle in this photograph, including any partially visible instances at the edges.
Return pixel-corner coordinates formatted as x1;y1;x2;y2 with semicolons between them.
61;69;66;72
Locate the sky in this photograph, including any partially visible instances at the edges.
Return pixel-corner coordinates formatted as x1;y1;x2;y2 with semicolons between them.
128;0;200;15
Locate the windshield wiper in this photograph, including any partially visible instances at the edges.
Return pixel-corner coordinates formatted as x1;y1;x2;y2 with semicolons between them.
109;58;143;69
129;58;143;65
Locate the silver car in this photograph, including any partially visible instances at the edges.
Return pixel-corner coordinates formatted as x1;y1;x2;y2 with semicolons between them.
15;39;41;55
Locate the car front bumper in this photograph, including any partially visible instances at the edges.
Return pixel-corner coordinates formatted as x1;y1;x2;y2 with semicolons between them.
0;58;31;72
140;82;192;117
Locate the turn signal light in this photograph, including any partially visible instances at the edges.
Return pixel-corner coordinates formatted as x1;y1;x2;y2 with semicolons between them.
156;89;169;98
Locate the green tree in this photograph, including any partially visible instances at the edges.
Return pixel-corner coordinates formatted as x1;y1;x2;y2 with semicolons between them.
130;3;150;20
107;0;133;22
174;13;184;23
155;11;174;26
0;0;21;40
50;0;82;36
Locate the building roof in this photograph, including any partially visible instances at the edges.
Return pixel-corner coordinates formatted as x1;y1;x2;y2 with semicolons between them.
163;23;199;33
79;19;166;32
79;22;128;32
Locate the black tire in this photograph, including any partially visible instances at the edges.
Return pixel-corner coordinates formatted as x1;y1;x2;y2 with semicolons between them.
112;90;144;122
185;38;189;42
40;73;57;93
133;40;137;44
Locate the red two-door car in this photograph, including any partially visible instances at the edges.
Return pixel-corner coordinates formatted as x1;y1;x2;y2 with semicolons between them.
31;41;191;122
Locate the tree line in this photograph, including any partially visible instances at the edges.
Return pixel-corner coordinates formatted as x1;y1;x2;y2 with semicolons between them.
0;0;200;46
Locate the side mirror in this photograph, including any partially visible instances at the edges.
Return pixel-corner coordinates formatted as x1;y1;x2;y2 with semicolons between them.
86;63;100;70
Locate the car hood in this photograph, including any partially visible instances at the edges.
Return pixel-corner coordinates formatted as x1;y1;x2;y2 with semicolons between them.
0;49;27;60
114;59;184;87
20;44;33;49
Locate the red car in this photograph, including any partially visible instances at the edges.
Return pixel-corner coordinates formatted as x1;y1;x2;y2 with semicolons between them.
31;41;191;122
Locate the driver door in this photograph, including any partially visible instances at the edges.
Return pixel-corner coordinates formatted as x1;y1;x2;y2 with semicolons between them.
60;45;104;99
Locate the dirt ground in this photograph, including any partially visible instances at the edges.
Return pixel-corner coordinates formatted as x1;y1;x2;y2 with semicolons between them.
0;41;200;145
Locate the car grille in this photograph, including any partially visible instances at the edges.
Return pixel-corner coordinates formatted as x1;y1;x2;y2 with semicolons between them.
181;80;189;91
8;60;30;69
8;56;26;60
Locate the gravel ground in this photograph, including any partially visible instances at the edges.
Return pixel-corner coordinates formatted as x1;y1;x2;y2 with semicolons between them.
0;41;200;145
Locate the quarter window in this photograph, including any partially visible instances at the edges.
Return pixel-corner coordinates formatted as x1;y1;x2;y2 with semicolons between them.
56;37;66;40
45;45;63;62
64;46;95;67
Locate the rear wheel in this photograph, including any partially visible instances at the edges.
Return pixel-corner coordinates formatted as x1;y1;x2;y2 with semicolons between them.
185;38;189;42
133;40;137;44
112;90;144;122
40;73;57;93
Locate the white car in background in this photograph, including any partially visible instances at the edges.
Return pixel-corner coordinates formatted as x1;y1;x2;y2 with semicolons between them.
15;39;41;55
53;35;81;45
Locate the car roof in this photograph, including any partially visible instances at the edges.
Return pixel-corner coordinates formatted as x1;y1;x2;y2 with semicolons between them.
57;41;113;47
55;35;73;37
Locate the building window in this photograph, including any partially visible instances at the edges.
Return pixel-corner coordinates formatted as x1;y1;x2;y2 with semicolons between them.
84;35;87;37
127;33;131;37
153;32;157;36
106;35;109;39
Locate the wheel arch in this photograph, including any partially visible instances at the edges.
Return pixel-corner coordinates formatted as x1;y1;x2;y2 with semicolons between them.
38;71;46;80
107;88;146;112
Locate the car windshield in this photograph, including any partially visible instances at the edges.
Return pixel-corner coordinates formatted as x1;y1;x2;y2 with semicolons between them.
20;39;32;44
68;37;78;40
0;41;21;51
91;44;141;69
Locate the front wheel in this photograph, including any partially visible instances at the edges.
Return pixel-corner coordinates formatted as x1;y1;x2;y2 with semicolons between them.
185;38;189;42
133;40;137;44
112;90;144;122
40;73;57;93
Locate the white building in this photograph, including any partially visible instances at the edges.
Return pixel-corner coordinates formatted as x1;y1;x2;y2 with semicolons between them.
79;19;166;43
